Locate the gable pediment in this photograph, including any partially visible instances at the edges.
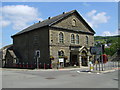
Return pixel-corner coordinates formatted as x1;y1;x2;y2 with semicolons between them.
51;12;95;34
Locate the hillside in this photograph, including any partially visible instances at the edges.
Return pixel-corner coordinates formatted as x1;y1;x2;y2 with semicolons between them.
94;35;120;56
94;35;120;44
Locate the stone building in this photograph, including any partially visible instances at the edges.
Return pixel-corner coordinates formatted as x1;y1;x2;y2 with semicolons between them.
0;44;17;68
6;10;95;68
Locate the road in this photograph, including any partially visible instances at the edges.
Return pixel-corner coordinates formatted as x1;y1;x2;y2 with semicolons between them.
2;68;119;88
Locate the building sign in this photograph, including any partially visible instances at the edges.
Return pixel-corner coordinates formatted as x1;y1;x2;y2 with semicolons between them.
59;58;64;62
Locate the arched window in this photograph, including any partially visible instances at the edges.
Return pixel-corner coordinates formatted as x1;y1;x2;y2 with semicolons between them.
72;19;76;26
86;36;89;45
76;35;79;44
59;32;64;43
58;50;64;57
71;34;75;43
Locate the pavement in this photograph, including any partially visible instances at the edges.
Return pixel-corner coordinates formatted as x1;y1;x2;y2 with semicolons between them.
0;66;119;74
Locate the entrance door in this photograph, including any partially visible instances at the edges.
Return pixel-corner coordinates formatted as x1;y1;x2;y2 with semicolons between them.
81;57;88;66
71;55;79;66
81;51;88;66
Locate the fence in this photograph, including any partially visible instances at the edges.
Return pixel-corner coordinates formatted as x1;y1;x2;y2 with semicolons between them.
91;61;119;72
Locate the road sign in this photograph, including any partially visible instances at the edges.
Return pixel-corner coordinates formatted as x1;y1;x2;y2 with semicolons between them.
90;46;102;55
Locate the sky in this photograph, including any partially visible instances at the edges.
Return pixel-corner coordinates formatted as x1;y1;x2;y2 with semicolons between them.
0;2;119;48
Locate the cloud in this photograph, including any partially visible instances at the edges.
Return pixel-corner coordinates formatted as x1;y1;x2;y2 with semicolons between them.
86;10;110;28
2;20;11;27
102;30;118;36
1;5;42;30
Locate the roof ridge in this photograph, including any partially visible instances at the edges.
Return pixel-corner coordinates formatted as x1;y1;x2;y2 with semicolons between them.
12;10;77;37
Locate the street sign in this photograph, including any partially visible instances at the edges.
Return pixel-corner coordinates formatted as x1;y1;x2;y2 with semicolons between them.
90;46;102;55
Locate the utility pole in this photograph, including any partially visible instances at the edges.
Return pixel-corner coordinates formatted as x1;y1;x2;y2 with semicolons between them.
99;55;100;72
101;45;104;71
37;57;39;69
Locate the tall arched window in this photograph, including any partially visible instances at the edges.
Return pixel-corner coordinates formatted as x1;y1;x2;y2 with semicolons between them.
72;19;76;26
59;32;64;43
76;35;79;44
71;34;75;43
58;50;64;57
86;36;89;45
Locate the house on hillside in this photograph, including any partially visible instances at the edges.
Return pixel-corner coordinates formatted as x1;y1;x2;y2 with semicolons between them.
4;10;95;69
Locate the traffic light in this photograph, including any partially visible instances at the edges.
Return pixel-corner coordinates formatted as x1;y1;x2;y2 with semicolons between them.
36;50;40;58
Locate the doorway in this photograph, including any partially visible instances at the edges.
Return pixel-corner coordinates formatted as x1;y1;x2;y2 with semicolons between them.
81;51;88;66
81;56;88;66
70;52;79;66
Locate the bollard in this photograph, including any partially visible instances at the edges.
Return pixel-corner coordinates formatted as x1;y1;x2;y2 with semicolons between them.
19;63;22;68
16;64;18;68
39;63;41;69
48;64;49;69
26;63;28;68
30;64;32;68
50;64;52;69
23;62;24;68
38;63;40;69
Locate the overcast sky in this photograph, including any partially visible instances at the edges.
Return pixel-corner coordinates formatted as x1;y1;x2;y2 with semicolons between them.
0;2;118;48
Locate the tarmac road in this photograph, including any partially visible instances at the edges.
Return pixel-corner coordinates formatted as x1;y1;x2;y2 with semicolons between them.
2;68;119;88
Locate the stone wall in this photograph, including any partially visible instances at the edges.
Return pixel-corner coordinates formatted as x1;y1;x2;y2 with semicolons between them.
49;13;94;68
52;13;93;34
49;28;94;68
13;26;50;68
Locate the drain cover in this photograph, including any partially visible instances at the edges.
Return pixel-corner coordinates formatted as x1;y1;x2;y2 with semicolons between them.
71;75;77;77
45;77;56;79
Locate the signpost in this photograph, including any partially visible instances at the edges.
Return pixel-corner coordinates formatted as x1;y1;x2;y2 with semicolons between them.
90;46;104;71
35;50;40;69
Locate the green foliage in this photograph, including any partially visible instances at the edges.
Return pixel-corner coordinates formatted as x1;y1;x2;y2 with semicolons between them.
94;35;120;56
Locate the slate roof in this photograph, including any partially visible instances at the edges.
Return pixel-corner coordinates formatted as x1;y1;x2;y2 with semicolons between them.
12;10;95;37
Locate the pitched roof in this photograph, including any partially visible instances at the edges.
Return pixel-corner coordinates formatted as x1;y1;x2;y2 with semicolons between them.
0;44;13;60
12;10;95;37
8;50;17;58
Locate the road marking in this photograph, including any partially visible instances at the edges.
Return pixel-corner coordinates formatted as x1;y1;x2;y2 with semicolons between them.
97;73;100;74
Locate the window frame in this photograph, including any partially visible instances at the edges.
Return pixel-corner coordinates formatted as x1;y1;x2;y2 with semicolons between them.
72;19;76;26
59;32;64;43
76;34;79;44
71;34;75;44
